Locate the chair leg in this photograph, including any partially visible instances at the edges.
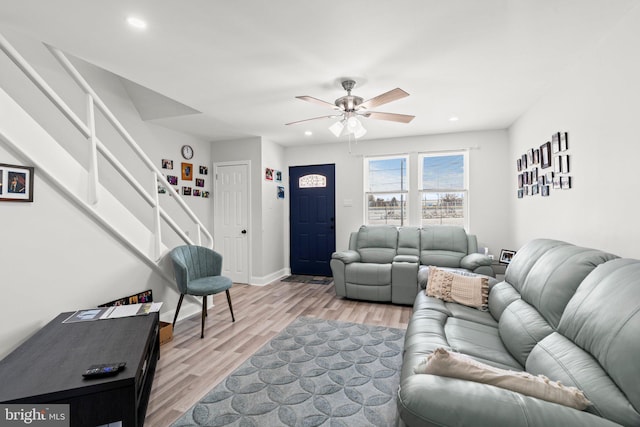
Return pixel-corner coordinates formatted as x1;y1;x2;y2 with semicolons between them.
201;296;206;339
173;294;185;329
226;289;235;322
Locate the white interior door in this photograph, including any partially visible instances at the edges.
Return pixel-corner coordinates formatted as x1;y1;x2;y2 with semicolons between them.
214;162;250;283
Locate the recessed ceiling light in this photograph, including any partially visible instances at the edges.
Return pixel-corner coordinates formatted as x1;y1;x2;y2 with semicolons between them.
449;116;459;122
127;17;147;29
304;130;313;136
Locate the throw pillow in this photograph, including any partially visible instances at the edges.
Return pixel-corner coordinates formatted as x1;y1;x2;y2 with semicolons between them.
414;348;591;410
426;266;489;310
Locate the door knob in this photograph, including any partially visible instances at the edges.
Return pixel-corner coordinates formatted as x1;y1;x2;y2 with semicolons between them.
241;229;247;234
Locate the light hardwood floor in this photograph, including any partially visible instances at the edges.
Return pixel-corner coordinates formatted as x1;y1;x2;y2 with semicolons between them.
145;279;413;426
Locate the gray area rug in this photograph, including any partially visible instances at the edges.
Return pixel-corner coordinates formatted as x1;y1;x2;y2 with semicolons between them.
171;316;405;427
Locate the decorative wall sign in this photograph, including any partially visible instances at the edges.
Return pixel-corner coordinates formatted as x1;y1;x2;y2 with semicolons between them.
0;163;34;202
516;132;572;199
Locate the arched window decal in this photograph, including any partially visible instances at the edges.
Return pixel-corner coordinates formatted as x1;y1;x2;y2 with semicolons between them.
299;174;327;188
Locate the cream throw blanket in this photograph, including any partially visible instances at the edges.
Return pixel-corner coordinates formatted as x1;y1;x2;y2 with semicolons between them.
415;348;592;410
426;266;489;310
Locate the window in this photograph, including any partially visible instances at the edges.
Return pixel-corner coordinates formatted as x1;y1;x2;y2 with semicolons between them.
364;156;408;226
419;152;468;228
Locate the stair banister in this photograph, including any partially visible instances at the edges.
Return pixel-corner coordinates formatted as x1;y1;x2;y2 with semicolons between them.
47;45;213;248
0;32;213;260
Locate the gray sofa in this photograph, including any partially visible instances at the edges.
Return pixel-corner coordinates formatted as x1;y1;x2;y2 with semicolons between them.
398;238;640;427
331;225;493;305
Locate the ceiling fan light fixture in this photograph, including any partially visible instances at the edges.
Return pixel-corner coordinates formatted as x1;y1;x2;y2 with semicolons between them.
328;120;344;138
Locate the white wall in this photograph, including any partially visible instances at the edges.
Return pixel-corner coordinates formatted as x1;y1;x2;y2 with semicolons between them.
260;139;286;281
508;4;640;258
210;136;287;283
284;130;511;260
0;28;214;358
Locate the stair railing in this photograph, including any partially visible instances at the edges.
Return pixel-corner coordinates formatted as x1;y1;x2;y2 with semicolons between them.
0;32;213;260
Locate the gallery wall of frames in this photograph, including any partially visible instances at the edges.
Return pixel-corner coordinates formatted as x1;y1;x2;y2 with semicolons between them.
158;157;210;199
516;131;571;199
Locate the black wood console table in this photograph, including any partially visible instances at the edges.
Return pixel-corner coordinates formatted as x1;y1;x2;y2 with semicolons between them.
0;311;159;427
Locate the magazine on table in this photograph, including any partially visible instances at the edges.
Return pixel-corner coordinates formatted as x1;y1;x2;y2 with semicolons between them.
63;302;163;323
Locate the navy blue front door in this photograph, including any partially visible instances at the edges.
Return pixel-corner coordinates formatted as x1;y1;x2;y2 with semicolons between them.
289;164;336;276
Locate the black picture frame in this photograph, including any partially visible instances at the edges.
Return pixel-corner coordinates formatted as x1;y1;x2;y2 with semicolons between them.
499;249;516;264
540;142;552;169
0;163;34;202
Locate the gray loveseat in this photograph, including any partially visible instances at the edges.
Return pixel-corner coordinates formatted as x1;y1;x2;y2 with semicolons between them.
331;225;493;305
398;238;640;426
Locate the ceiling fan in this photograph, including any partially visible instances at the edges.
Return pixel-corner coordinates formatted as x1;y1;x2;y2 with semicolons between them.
285;79;415;139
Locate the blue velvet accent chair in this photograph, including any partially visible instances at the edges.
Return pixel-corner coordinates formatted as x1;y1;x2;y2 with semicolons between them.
170;245;235;338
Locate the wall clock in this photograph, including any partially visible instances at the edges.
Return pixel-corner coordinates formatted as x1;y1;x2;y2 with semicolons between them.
181;145;194;160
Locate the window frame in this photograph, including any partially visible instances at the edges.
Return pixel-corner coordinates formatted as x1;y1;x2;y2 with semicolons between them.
363;154;410;226
418;150;469;229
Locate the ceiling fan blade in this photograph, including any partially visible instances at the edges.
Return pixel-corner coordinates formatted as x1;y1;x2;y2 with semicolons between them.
296;96;340;110
285;114;341;126
359;88;409;110
364;111;415;123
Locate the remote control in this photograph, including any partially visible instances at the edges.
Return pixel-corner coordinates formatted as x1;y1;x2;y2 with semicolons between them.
82;362;126;378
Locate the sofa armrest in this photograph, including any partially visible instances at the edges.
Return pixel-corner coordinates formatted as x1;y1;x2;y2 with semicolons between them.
392;257;420;305
394;254;419;263
460;253;492;270
398;375;620;427
331;250;361;264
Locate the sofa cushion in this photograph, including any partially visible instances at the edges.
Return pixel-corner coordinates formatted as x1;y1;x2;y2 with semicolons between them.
557;258;640;425
355;225;398;263
444;318;522;370
415;348;591;410
498;299;554;366
420;226;468;267
413;292;497;327
345;262;391;285
397;226;420;257
488;281;521;321
505;239;618;328
527;332;640;426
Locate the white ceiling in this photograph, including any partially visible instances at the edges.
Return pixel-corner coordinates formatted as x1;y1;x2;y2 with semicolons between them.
0;1;636;146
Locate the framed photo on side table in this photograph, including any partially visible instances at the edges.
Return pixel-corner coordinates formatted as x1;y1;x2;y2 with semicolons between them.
499;249;516;264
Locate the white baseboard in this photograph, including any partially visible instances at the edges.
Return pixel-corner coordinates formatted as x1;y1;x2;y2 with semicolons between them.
250;268;290;286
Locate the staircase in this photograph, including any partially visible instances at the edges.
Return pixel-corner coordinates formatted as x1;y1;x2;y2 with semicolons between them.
0;33;212;288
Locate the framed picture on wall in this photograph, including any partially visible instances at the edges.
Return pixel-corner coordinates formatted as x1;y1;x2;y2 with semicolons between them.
540;142;551;169
0;163;34;202
181;163;193;181
560;132;569;151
